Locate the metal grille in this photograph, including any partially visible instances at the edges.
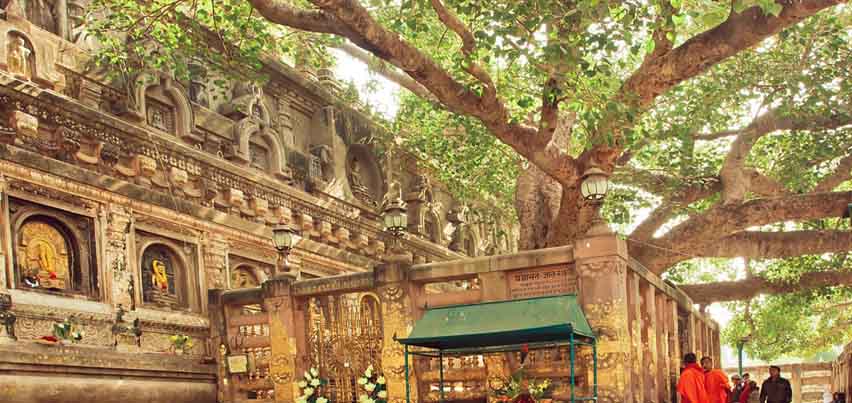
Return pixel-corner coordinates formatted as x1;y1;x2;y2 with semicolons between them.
306;294;383;403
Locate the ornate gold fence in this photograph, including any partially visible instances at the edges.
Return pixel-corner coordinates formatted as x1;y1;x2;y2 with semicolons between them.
305;294;383;403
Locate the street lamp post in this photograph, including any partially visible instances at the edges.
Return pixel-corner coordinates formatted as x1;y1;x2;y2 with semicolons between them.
382;191;408;252
737;337;750;376
271;223;299;278
580;167;611;235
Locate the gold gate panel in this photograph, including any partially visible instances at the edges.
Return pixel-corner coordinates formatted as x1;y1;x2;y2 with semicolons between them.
306;294;383;403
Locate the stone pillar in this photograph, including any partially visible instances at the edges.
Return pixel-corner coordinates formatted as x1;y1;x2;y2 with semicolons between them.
791;364;802;403
626;272;644;403
202;232;229;290
0;175;9;289
687;314;697;356
640;283;658;402
104;206;133;308
656;292;670;403
574;233;632;403
668;299;681;403
263;276;298;403
375;251;418;403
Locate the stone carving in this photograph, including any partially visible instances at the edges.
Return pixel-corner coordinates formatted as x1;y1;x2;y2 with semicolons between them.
306;144;333;190
7;34;32;79
220;82;268;123
17;219;71;290
68;0;92;47
231;266;259;288
348;155;376;206
188;63;209;108
9;110;38;137
25;0;58;34
230;118;291;179
0;293;17;341
119;73;198;142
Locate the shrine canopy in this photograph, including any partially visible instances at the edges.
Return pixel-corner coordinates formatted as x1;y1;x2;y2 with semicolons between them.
397;294;594;350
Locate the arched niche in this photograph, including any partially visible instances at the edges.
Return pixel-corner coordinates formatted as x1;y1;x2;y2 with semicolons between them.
3;31;36;81
9;198;98;298
421;207;444;245
462;226;480;257
230;264;266;289
137;240;194;310
124;72;199;143
345;144;383;207
231;118;291;179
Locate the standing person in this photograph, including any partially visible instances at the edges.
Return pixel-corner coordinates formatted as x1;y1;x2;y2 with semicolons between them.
702;356;731;403
678;353;710;403
729;374;744;403
759;366;792;403
741;373;759;403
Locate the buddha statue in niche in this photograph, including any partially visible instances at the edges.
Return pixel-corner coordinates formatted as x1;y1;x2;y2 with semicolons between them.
7;36;32;80
18;220;70;290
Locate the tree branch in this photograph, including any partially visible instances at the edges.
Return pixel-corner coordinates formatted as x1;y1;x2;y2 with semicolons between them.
679;269;852;304
631;191;852;273
718;105;851;203
814;153;852;192
745;169;790;197
622;0;845;108
697;230;852;259
333;41;436;101
300;0;577;182
428;0;495;97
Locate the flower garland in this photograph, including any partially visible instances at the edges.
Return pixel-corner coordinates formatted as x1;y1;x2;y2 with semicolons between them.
296;368;330;403
357;365;387;403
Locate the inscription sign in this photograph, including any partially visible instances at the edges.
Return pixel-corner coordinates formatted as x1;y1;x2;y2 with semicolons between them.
507;265;577;299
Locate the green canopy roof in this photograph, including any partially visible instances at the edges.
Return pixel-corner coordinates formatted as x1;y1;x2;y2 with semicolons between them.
397;294;594;350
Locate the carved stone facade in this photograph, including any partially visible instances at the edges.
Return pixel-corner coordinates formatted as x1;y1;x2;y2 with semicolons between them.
0;6;515;403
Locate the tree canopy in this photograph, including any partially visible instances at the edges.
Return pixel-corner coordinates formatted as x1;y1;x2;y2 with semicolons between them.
84;0;852;359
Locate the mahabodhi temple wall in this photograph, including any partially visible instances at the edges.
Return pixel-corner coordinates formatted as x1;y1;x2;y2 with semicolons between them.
212;232;720;403
0;6;515;403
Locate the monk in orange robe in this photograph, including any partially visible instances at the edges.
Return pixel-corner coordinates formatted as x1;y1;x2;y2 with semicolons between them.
678;353;710;403
702;356;731;403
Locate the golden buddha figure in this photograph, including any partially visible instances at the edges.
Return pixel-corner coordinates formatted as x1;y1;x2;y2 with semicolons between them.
19;221;69;290
151;259;169;291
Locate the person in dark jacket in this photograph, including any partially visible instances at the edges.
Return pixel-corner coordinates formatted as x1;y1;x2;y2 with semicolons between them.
759;366;792;403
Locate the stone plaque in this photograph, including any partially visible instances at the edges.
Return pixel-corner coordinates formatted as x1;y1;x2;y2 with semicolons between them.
507;265;577;299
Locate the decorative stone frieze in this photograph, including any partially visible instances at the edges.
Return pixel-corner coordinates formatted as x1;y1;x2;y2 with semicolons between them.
8;110;37;137
169;166;188;186
225;188;245;208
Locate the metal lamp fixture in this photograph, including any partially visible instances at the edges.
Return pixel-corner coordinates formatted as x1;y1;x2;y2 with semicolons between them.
382;197;408;237
580;167;609;201
271;223;299;256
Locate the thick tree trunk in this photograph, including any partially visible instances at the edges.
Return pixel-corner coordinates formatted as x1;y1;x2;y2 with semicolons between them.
515;163;562;250
679;270;852;304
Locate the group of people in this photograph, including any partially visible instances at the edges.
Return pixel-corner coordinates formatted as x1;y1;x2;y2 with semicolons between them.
676;353;793;403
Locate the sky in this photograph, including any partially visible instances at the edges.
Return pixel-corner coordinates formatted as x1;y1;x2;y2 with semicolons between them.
328;47;833;369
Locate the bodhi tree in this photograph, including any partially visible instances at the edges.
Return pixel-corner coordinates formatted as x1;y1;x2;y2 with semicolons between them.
85;0;851;358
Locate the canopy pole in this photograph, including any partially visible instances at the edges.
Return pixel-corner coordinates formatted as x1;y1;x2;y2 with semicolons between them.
593;339;598;401
404;344;411;403
570;331;575;403
439;349;445;403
